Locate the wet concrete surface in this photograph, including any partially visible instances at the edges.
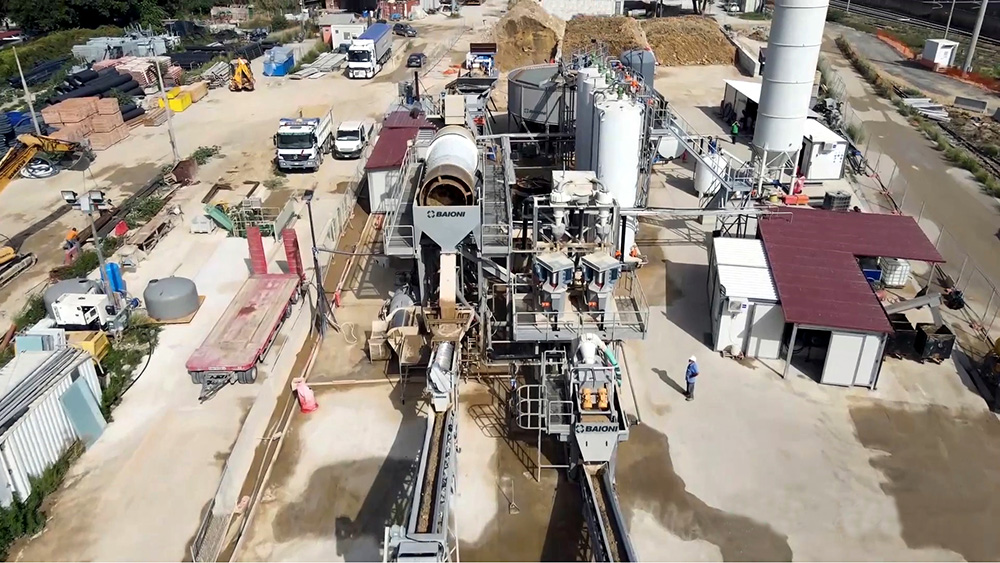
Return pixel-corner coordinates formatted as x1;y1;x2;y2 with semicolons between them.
850;402;1000;561
617;424;794;562
265;384;424;561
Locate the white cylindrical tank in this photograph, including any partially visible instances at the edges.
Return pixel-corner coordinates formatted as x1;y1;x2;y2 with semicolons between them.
574;67;599;171
753;0;830;156
579;73;609;171
694;152;726;196
420;126;479;206
594;97;643;254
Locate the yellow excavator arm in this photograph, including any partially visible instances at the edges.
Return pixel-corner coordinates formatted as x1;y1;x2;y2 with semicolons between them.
0;134;92;196
230;58;255;92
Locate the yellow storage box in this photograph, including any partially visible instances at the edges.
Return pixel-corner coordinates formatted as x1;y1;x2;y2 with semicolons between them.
67;330;111;361
158;90;192;112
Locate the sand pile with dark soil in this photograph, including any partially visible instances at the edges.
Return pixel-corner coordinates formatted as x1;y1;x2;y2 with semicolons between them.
641;16;736;66
493;0;564;70
563;16;648;59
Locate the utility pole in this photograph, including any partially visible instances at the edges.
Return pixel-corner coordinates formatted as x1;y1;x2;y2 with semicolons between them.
154;60;181;164
963;0;990;73
845;0;851;14
303;190;328;337
12;47;41;136
944;0;957;39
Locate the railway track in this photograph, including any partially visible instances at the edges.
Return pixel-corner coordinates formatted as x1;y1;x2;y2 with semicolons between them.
828;0;1000;50
938;121;1000;180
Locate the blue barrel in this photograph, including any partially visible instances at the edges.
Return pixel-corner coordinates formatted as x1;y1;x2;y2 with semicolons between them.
105;262;126;295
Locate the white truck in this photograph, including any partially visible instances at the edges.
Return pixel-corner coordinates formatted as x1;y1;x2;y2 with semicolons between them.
347;22;393;79
274;105;335;172
333;120;374;159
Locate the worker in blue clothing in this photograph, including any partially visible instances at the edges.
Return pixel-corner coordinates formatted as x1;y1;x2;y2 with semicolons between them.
685;356;699;401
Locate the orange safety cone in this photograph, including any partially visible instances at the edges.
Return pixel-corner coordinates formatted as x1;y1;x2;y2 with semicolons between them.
292;377;318;413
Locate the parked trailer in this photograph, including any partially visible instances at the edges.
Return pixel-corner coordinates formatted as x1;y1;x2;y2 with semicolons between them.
186;273;301;400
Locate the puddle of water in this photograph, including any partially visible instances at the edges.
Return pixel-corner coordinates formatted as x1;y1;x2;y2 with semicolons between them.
850;403;1000;561
618;424;793;562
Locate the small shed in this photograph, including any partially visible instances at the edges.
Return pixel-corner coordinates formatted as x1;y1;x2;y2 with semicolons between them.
0;348;104;506
759;208;945;388
921;38;959;71
721;80;761;131
799;118;848;181
708;237;784;359
317;12;367;51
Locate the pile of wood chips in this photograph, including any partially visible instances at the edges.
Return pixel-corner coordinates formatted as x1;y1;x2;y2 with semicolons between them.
641;16;736;66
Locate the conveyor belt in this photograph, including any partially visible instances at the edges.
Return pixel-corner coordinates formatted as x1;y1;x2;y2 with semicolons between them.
417;410;447;533
582;465;637;562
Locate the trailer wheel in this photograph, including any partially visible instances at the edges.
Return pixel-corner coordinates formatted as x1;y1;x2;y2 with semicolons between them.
191;371;206;384
237;367;258;384
283;304;292;320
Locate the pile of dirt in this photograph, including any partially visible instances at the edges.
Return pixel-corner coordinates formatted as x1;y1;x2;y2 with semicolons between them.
641;16;736;66
493;0;565;70
564;16;649;59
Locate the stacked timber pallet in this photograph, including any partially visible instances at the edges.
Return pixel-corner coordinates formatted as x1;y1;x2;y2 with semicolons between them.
90;98;130;150
42;97;131;150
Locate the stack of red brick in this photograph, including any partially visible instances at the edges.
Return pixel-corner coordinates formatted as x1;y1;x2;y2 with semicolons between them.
41;97;130;150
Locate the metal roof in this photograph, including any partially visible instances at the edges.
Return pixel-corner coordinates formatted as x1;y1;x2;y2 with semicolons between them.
383;110;436;130
713;237;777;301
0;348;89;435
803;118;846;144
758;208;944;333
724;79;762;104
365;127;419;171
316;12;361;26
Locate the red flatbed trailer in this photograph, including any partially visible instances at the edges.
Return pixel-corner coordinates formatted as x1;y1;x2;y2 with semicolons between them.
186;273;301;393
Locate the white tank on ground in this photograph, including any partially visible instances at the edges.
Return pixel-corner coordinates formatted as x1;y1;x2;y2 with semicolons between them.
593;96;644;254
753;0;830;160
694;152;727;196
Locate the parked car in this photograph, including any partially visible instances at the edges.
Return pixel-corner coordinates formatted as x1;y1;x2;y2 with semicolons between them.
724;2;741;12
393;23;417;37
407;52;427;68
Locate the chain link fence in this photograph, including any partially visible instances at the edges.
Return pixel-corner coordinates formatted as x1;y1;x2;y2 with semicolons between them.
818;57;1000;404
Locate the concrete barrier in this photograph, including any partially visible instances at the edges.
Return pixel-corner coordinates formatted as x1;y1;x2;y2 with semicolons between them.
734;43;760;77
955;95;989;114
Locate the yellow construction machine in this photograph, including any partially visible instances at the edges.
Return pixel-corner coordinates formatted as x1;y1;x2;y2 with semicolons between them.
0;134;93;289
0;133;94;195
229;58;255;91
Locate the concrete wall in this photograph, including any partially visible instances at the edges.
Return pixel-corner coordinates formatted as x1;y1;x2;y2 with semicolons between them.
540;0;618;19
734;44;759;77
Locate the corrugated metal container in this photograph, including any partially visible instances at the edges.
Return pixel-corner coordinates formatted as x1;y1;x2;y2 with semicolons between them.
0;348;103;506
712;237;778;301
263;47;295;77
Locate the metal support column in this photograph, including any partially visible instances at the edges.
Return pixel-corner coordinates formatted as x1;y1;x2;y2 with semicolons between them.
783;323;798;379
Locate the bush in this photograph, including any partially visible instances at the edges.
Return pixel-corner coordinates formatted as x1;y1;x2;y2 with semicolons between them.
845;122;865;144
100;319;161;419
191;145;221;165
13;294;46;329
0;27;121;81
0;442;82;560
124;196;166;228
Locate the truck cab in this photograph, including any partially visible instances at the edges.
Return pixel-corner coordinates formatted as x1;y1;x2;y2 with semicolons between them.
275;107;334;172
334;121;373;159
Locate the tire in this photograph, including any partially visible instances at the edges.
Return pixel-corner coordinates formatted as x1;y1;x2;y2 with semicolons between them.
237;367;258;384
191;371;206;384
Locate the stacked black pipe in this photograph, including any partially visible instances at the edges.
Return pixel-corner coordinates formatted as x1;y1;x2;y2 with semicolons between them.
169;41;271;70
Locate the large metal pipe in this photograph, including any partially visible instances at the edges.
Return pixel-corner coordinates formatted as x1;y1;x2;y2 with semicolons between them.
752;0;830;156
419;126;478;206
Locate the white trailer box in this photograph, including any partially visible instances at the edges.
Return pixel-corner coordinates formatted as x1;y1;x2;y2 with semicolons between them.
799;118;848;182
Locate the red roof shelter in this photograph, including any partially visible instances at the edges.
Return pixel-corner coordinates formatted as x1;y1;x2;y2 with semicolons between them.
758;207;944;334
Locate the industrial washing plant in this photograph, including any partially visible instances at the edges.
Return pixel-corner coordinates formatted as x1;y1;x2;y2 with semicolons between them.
365;1;830;559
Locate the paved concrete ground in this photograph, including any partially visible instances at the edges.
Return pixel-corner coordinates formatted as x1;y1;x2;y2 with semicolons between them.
828;23;997;107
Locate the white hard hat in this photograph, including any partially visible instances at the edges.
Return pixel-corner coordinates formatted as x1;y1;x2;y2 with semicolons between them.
689;356;697;362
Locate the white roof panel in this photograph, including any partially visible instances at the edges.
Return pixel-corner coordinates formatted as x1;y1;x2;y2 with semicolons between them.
713;238;778;301
724;79;762;104
803;118;846;144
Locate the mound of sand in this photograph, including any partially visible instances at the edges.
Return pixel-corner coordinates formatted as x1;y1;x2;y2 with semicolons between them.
564;16;648;59
493;0;565;70
641;16;736;66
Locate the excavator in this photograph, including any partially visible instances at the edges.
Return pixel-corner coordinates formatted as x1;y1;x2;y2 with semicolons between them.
229;58;255;92
0;133;93;290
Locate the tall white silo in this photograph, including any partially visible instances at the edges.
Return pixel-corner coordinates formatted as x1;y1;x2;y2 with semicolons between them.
594;97;644;254
575;67;599;171
752;0;829;167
